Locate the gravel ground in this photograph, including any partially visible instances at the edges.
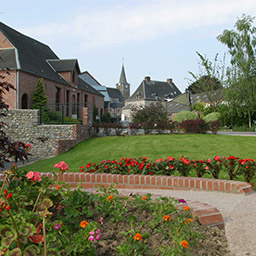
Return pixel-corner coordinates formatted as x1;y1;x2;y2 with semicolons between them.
117;189;256;256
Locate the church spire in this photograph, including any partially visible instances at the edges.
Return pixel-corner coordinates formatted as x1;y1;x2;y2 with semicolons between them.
116;61;130;100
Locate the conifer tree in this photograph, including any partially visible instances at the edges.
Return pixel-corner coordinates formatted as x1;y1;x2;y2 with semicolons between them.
32;78;50;123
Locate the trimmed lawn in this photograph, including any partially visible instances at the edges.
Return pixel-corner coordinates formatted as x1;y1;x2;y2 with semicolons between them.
21;134;256;174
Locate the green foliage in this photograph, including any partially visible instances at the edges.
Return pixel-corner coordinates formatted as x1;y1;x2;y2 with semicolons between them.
63;117;80;123
203;112;220;123
93;106;99;122
48;111;62;123
31;78;50;123
173;111;197;122
217;14;256;128
101;112;111;123
132;103;168;134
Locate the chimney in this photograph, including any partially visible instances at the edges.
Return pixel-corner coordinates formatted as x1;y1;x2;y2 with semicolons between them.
167;78;173;84
144;76;151;82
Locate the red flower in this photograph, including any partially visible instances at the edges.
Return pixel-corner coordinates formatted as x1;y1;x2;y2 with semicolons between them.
4;189;7;196
149;172;153;175
86;163;91;168
170;165;174;169
5;205;11;210
228;156;239;160
28;234;44;244
6;193;12;199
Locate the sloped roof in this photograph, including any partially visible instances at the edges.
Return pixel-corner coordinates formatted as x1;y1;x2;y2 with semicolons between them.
127;78;181;101
0;22;69;85
166;89;223;114
117;65;130;86
77;77;104;97
79;71;102;86
90;85;111;102
47;59;80;73
0;49;17;69
107;87;125;102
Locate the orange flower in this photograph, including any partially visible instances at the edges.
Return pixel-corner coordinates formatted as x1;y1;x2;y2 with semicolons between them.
6;193;12;199
142;196;147;200
134;233;143;241
184;206;190;211
185;218;193;224
56;186;60;190
80;220;89;228
179;240;189;249
107;195;113;201
163;215;171;221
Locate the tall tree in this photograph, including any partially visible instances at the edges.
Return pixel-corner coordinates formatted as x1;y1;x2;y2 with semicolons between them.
187;52;224;110
32;78;50;123
217;14;256;128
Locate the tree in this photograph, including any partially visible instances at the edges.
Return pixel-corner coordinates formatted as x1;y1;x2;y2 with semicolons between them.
0;72;30;169
217;14;256;128
32;78;50;123
132;103;168;133
187;52;224;111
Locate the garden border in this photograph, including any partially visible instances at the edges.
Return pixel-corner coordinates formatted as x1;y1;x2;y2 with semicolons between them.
0;173;253;228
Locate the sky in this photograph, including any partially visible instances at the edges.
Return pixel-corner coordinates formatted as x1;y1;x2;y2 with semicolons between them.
1;0;256;94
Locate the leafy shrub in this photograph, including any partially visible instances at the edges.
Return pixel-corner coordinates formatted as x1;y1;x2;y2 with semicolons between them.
173;111;197;123
48;111;62;122
179;119;208;134
208;120;221;134
63;117;80;124
203;112;220;123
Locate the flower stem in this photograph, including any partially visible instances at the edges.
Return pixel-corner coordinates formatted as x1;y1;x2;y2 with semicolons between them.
7;210;21;249
43;217;47;256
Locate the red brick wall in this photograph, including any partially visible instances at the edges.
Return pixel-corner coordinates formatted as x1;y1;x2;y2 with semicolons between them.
0;31;14;49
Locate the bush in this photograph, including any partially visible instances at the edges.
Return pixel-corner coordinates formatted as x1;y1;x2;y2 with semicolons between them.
208;120;221;134
179;119;208;134
203;112;220;123
48;111;62;122
63;117;80;124
173;111;197;123
168;121;178;133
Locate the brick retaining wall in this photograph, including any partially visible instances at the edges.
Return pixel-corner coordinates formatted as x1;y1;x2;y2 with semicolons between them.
1;172;253;228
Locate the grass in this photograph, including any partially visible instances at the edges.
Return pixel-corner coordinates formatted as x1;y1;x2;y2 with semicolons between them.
21;134;256;174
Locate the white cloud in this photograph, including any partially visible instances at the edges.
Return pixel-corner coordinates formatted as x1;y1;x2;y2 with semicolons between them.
20;0;256;50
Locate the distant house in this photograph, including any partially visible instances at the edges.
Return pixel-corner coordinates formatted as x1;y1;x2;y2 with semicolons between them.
122;76;182;122
167;89;223;120
106;87;125;120
79;71;111;119
0;22;104;124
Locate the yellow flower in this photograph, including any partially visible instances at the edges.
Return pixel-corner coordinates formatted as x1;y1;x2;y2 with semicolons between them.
179;240;189;249
107;195;113;201
134;233;143;241
142;196;147;200
80;220;89;228
184;206;190;211
185;218;193;224
163;215;171;221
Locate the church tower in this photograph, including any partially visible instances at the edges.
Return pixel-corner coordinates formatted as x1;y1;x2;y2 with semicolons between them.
116;63;130;100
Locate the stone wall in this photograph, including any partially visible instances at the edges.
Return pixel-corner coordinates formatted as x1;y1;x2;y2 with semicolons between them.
2;109;90;159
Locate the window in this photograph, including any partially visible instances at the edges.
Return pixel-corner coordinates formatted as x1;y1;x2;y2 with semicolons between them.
84;94;88;107
21;94;28;109
56;87;61;111
66;90;70;116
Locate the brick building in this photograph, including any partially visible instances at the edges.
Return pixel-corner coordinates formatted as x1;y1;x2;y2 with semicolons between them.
0;22;104;124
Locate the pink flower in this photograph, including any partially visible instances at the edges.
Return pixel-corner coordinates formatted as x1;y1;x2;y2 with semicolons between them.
88;236;95;242
25;143;32;148
26;171;42;182
205;166;209;170
53;223;62;230
156;158;163;163
54;161;69;171
214;155;221;161
98;217;103;224
26;171;34;180
207;159;211;163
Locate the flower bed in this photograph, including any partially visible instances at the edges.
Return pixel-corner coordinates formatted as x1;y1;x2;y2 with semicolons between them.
80;155;256;184
0;163;230;256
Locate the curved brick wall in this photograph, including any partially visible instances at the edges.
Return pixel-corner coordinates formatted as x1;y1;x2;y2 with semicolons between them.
1;172;253;228
40;173;253;194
